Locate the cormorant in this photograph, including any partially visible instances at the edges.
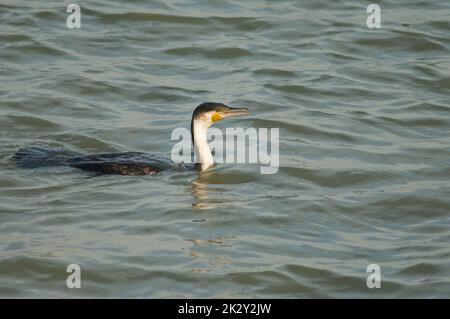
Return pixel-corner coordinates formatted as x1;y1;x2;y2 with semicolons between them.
14;102;249;175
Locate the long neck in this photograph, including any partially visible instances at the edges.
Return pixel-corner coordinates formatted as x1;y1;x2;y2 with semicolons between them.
192;119;214;171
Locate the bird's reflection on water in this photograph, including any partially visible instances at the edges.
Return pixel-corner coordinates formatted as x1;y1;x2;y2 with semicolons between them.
190;167;257;209
190;170;227;209
187;169;258;272
188;170;237;272
186;237;234;273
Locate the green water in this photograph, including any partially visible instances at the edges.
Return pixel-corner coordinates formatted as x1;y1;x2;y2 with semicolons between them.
1;0;450;298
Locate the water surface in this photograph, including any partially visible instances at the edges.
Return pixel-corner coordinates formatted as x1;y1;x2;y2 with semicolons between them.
1;0;450;298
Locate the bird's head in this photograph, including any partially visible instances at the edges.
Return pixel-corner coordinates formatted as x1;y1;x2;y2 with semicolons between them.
191;102;250;129
190;102;249;170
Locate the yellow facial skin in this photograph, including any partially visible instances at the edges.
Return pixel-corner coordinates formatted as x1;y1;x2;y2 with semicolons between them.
211;111;223;123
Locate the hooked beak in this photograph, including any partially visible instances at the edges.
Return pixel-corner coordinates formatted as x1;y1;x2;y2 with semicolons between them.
222;107;250;118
